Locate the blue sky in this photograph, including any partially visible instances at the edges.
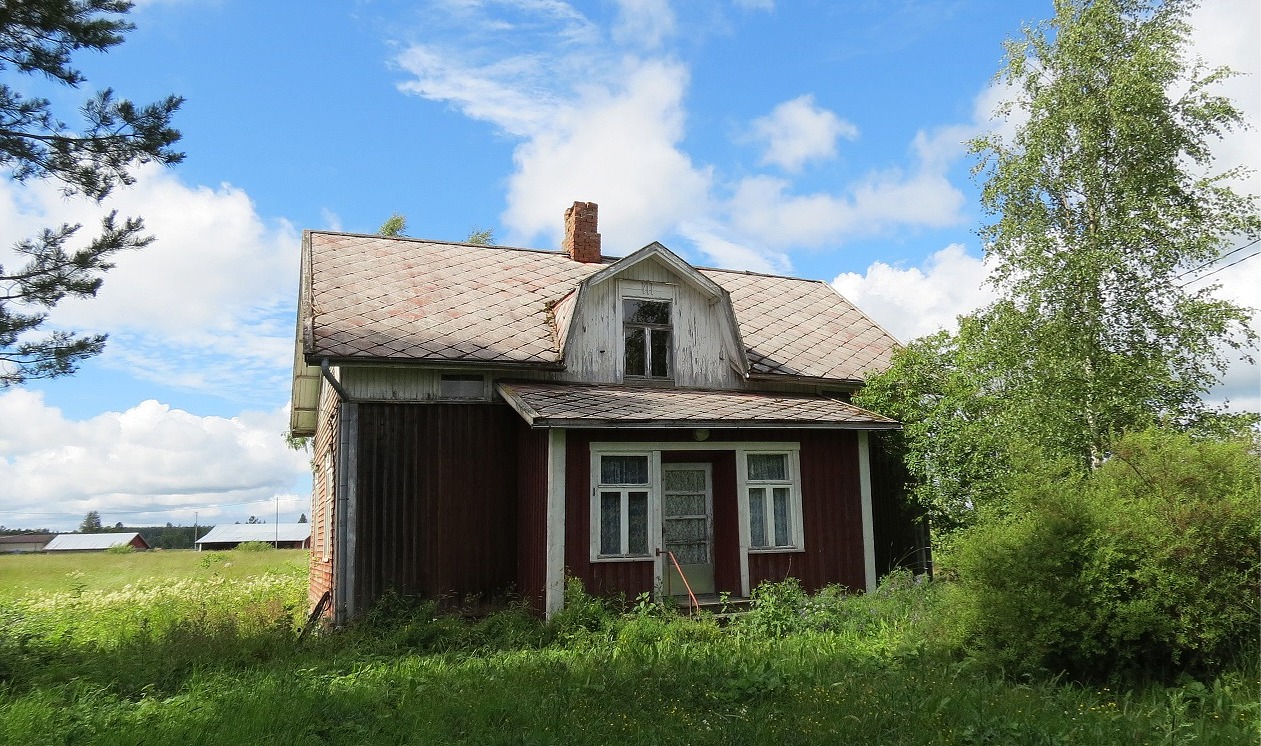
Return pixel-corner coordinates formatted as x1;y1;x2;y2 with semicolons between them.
2;0;1257;531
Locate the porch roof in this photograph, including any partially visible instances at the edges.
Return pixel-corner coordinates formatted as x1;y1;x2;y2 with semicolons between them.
496;381;900;430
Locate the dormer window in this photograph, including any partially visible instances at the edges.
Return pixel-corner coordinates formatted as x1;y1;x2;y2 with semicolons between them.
623;298;672;379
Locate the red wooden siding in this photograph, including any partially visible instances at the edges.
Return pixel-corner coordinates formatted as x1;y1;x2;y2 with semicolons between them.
308;390;338;613
868;432;929;575
563;430;655;601
747;430;865;592
516;427;550;611
353;403;520;611
565;428;867;601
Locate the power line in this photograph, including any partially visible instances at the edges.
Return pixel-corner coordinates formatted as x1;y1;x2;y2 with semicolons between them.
1173;237;1260;281
1178;249;1261;288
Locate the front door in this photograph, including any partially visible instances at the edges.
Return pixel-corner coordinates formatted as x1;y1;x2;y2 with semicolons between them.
662;463;714;596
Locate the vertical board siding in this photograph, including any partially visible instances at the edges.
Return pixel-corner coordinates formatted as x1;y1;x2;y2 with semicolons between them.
516;426;550;612
868;433;930;575
308;383;339;614
342;367;437;400
747;430;866;593
566;428;866;603
353;402;520;611
563;430;655;601
560;257;742;389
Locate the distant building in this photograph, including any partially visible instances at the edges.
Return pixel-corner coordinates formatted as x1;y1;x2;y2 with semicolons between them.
194;523;312;551
44;532;151;552
0;533;55;553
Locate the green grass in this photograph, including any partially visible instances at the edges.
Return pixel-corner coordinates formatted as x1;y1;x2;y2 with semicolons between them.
0;549;308;600
0;553;1256;745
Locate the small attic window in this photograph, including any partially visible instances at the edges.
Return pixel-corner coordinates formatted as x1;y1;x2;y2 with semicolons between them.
623;298;672;380
438;374;487;400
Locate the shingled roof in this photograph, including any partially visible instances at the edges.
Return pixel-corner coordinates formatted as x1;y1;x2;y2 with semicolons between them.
296;231;899;382
498;381;899;430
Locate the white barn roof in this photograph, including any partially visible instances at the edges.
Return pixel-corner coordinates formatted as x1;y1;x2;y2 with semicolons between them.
44;532;144;551
195;523;311;545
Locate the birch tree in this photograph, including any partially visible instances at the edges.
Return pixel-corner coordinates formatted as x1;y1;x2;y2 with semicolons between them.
970;0;1257;469
859;0;1258;532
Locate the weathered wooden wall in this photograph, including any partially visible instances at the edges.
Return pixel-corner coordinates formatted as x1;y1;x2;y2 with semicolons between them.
352;402;521;611
559;257;743;389
515;426;550;612
746;430;866;593
308;382;338;613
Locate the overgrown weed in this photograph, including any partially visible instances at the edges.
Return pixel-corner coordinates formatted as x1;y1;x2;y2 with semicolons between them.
1;558;1257;744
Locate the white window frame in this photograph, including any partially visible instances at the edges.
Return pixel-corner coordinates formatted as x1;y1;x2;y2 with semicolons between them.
589;440;805;597
737;448;804;554
618;281;676;383
589;450;659;562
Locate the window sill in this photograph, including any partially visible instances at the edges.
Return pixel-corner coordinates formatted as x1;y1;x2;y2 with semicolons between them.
591;554;656;563
747;546;805;554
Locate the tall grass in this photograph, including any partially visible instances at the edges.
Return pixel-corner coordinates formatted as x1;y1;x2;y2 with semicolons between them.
0;554;1256;745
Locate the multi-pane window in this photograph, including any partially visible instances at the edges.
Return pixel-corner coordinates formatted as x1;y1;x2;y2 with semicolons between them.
596;454;651;557
746;453;796;549
438;373;486;399
623;299;672;379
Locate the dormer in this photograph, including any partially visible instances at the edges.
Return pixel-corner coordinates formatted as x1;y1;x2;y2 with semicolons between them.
554;240;748;389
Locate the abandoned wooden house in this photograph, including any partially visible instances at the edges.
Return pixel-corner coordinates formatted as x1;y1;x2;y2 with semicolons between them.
290;202;917;623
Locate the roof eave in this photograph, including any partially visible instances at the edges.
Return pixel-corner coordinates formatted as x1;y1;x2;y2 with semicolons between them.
303;355;566;372
524;418;902;430
745;372;866;389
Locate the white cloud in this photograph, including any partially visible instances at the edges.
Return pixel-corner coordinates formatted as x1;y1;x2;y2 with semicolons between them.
613;0;676;49
751;94;859;172
0;165;300;401
502;60;714;255
732;0;774;10
1188;0;1260;199
725;165;966;251
391;2;975;270
0;389;311;531
831;244;995;343
678;219;791;274
1192;239;1261;415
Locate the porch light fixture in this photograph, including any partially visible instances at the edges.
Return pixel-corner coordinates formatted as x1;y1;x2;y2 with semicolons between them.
693;428;710;442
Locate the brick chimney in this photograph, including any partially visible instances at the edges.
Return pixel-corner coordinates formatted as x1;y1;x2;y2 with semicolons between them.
562;201;601;263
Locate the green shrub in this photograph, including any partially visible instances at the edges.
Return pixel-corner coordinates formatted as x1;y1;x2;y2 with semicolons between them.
104;544;134;554
953;428;1259;682
738;578;810;638
234;541;274;552
546;577;618;644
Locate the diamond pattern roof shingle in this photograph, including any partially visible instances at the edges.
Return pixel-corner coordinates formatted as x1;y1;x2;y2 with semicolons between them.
497;381;898;429
302;231;899;382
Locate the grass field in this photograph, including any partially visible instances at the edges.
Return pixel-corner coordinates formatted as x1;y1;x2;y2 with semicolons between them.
0;548;308;599
0;550;1256;745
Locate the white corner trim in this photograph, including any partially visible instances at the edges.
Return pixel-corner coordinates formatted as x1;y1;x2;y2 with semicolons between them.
858;431;876;592
545;428;567;619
